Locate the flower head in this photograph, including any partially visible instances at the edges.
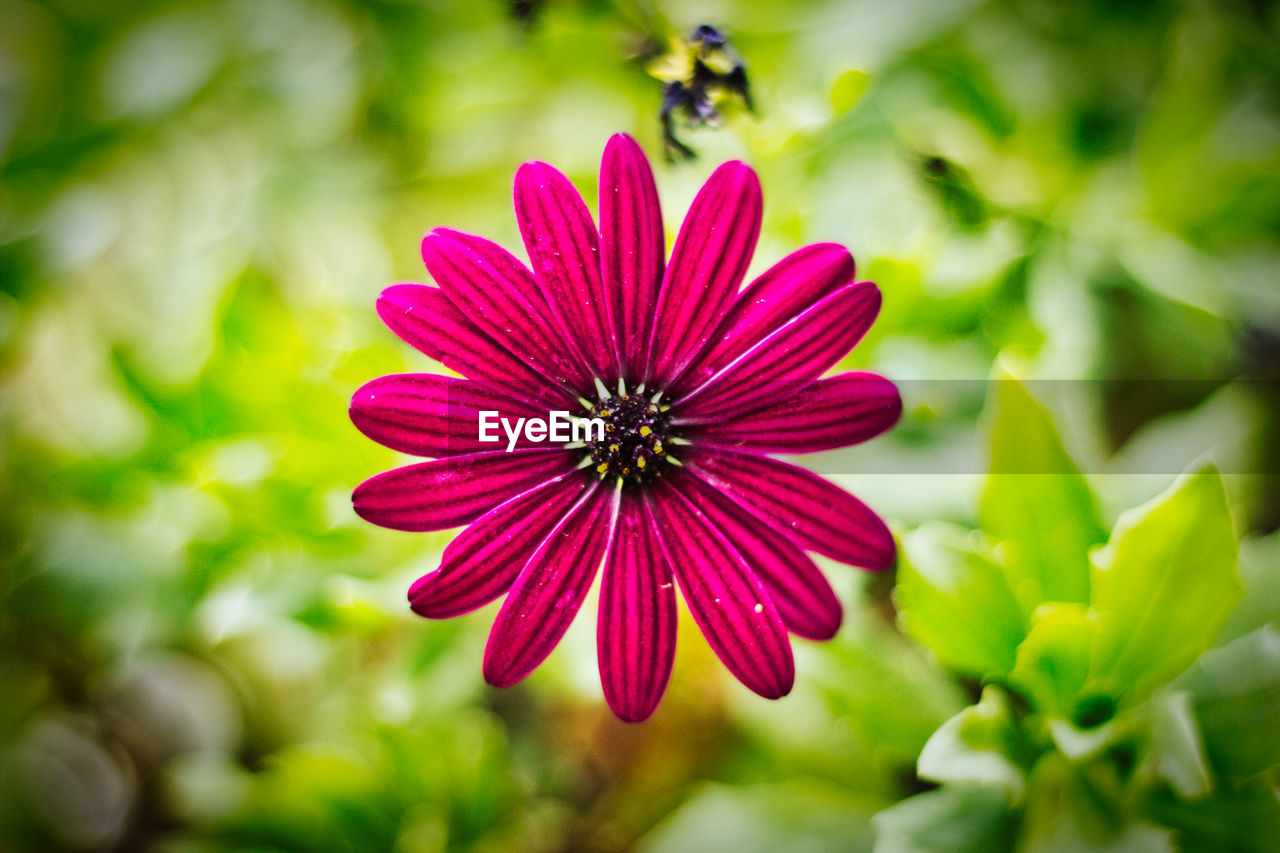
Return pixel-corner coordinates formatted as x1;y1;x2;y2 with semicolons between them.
351;134;901;722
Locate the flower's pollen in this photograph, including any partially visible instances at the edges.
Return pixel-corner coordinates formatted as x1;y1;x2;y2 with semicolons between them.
583;392;679;485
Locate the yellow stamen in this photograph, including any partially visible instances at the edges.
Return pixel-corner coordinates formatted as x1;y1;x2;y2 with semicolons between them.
639;425;652;437
637;457;646;469
596;462;609;474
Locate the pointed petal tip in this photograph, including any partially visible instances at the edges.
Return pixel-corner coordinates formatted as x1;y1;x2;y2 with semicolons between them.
407;573;456;618
418;229;444;262
885;384;904;429
850;280;882;315
790;597;843;641
798;620;841;642
481;654;525;689
605;132;642;152
604;688;662;723
419;227;475;268
515;159;562;186
710;159;761;187
377;282;425;305
754;668;795;700
861;532;897;572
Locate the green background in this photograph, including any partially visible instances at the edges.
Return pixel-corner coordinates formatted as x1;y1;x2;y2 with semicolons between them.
2;0;1278;850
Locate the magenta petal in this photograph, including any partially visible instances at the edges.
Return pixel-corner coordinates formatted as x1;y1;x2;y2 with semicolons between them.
599;134;664;383
350;374;543;457
676;282;881;423
645;481;794;699
598;495;676;722
422;229;593;394
515;162;619;379
673;475;842;641
646;161;762;387
376;284;575;408
409;474;589;618
483;484;618;688
673;243;855;397
352;449;574;532
686;372;902;454
687;447;895;570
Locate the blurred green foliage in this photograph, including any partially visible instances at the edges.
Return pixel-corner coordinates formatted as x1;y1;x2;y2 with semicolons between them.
893;378;1279;852
1;0;1277;850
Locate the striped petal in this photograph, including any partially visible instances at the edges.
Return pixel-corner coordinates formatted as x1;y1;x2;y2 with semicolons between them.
353;449;575;532
598;494;676;722
645;480;794;699
676;282;881;423
376;284;576;408
409;473;590;617
645;162;762;387
672;243;855;398
483;482;619;687
422;228;593;395
686;447;894;570
674;474;842;640
686;372;901;453
515;162;619;380
600;134;665;384
350;374;544;458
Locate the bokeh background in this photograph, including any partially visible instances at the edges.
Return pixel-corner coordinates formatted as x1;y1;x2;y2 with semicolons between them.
2;0;1278;850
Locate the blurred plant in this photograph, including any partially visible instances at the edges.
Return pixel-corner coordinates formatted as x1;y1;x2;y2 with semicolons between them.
877;375;1279;852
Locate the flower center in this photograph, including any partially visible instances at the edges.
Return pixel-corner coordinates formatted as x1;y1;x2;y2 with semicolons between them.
584;393;674;485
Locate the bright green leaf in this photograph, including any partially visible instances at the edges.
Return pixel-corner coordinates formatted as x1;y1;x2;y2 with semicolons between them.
918;687;1028;799
872;785;1016;853
1089;465;1241;702
830;69;870;114
1176;625;1280;779
981;375;1106;611
896;524;1027;678
1010;603;1096;715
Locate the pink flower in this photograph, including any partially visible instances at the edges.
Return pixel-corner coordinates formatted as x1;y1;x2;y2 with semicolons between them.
351;134;900;722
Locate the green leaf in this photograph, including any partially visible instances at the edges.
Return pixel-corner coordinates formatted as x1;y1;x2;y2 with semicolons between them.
1176;625;1280;779
872;785;1016;853
1009;603;1096;716
896;524;1027;678
918;687;1028;799
1089;465;1241;702
830;69;870;114
980;375;1106;611
1149;689;1212;799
